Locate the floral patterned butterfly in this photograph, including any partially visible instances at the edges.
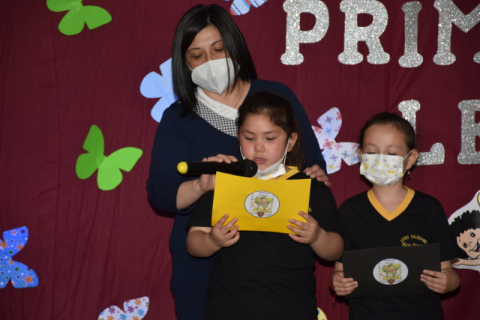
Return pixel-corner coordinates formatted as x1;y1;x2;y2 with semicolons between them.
312;107;360;174
97;297;149;320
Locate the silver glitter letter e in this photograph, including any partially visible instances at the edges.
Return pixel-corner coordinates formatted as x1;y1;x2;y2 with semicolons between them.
458;100;480;164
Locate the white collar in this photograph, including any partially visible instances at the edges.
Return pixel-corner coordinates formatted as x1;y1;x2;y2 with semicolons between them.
196;87;238;121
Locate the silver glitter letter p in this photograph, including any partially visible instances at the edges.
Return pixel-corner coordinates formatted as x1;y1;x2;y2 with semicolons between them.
281;0;329;65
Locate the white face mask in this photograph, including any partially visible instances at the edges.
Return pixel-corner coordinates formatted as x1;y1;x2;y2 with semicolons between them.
360;151;412;186
241;139;290;180
190;58;237;95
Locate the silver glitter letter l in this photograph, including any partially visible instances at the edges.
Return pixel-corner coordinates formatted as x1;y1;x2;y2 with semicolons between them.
398;100;445;166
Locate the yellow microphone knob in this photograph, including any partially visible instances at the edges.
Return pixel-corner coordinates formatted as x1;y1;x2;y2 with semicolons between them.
177;162;188;174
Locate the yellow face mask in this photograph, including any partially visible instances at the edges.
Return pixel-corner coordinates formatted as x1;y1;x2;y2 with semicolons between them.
360;151;412;186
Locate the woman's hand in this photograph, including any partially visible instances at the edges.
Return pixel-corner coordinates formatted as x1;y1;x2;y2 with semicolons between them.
331;270;358;296
304;165;331;187
288;211;320;244
196;154;238;193
209;214;240;249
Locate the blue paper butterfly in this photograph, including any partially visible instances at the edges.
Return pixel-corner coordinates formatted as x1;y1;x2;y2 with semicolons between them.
140;58;178;122
0;227;39;288
225;0;269;16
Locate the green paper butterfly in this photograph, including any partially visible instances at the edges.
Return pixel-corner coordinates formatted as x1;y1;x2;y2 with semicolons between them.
76;125;142;191
47;0;112;36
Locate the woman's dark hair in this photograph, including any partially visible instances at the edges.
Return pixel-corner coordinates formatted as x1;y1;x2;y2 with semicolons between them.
359;112;416;151
449;210;480;259
172;4;257;116
236;92;305;171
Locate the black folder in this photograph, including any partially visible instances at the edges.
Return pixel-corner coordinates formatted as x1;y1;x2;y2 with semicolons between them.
343;243;441;298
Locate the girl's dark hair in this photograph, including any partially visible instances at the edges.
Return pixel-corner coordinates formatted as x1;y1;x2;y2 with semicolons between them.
359;112;416;151
172;4;257;116
236;92;305;171
449;210;480;259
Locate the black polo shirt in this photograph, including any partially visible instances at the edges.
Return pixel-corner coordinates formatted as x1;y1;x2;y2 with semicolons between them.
339;188;457;320
187;171;342;320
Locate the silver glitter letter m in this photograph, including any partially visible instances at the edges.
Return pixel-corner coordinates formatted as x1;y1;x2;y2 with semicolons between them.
434;0;480;65
281;0;329;65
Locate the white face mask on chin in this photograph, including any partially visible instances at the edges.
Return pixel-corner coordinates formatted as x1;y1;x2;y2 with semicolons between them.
190;58;237;95
360;151;412;186
241;139;290;180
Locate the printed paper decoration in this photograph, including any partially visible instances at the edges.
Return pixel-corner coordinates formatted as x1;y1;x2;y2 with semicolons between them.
448;190;480;272
226;0;268;16
312;107;360;174
0;227;39;289
76;125;143;191
47;0;112;36
97;297;149;320
140;58;178;122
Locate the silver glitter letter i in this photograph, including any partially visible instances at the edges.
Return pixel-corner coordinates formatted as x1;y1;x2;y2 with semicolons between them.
399;2;423;68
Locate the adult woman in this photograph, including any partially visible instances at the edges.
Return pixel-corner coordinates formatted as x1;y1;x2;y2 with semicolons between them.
147;4;328;319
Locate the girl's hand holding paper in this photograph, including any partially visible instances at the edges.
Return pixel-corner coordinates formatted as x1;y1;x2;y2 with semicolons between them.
288;211;320;244
331;267;358;296
210;214;240;249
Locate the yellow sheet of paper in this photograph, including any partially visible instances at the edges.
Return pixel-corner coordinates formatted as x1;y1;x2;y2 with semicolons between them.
212;172;311;234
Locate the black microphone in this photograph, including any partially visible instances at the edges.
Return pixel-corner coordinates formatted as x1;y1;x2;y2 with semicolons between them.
177;159;258;177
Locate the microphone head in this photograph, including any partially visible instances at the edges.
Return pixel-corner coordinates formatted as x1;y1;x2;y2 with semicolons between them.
243;159;258;177
177;162;188;174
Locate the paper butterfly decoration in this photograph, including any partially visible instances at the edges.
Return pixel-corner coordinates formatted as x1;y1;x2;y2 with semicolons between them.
97;297;149;320
0;227;39;289
140;58;178;122
225;0;269;16
312;107;360;174
46;0;112;36
76;125;143;191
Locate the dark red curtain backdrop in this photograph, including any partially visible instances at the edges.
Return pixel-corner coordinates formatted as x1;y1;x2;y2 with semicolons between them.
1;1;479;319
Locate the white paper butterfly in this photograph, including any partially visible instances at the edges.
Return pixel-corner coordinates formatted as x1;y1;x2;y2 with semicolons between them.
312;107;360;174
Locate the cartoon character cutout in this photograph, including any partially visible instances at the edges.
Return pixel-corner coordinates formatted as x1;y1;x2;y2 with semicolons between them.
448;190;480;271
